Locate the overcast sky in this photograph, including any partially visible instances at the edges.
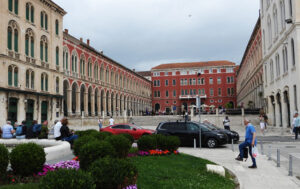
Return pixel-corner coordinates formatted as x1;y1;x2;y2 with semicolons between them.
53;0;260;71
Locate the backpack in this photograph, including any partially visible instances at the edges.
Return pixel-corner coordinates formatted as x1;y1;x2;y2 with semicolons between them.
16;125;23;136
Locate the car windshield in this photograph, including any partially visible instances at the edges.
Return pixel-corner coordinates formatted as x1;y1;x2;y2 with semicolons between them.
202;123;219;130
193;122;212;131
132;125;143;130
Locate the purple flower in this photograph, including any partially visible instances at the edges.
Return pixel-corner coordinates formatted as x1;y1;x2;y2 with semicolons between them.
123;185;138;189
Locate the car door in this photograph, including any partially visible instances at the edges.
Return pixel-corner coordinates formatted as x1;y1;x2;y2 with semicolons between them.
171;122;188;146
186;122;201;146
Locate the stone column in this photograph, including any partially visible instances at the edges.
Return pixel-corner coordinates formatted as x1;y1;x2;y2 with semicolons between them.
107;95;111;116
67;89;72;115
190;106;194;118
84;92;88;117
267;96;274;126
103;94;106;116
281;94;288;128
117;96;120;116
18;96;26;124
76;91;81;116
275;97;281;127
91;93;95;117
97;93;101;117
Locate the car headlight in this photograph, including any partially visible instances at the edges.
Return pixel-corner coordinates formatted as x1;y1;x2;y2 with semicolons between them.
217;134;224;138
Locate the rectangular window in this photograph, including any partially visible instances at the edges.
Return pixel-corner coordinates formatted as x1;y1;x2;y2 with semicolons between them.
209;68;213;73
227;88;231;95
180;79;183;86
25;38;29;56
8;0;13;11
294;85;298;111
184;79;187;85
14;0;18;15
165;80;169;86
154;91;157;97
202;89;205;95
157;91;160;97
231;76;234;83
45;45;48;62
189;79;192;85
217;77;221;84
192;78;196;85
227;77;230;83
198;89;201;95
193;89;196;95
209;78;213;84
40;43;43;61
31;7;34;23
166;90;169;97
231;88;234;95
31;39;34;57
165;72;168;76
8;69;12;86
218;88;221;96
217;68;221;73
226;68;234;73
41;12;44;28
45;14;48;30
181;90;184;95
173;90;176;97
185;90;188;95
210;89;214;96
190;89;193;95
14;31;18;52
172;79;176;86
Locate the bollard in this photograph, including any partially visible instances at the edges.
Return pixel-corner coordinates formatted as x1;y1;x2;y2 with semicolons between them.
277;149;280;167
194;139;196;149
199;129;202;149
260;142;264;155
288;155;293;176
231;139;234;152
268;145;271;160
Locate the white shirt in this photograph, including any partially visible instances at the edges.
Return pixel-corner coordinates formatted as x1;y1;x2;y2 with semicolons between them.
109;118;114;126
54;121;62;138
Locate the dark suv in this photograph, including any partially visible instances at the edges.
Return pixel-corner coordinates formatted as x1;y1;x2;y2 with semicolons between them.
156;121;228;148
202;122;239;143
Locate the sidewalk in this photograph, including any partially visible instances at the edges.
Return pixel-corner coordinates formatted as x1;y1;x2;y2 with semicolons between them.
179;147;300;189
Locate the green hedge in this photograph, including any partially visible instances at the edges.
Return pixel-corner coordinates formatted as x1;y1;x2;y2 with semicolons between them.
79;140;116;170
39;169;95;189
119;133;134;145
137;134;180;152
10;143;46;176
105;135;131;158
89;157;137;189
0;144;9;177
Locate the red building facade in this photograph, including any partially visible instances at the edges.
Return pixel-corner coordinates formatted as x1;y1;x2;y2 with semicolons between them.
151;61;237;114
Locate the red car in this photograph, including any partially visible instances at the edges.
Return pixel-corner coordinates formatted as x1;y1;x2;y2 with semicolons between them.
100;124;155;140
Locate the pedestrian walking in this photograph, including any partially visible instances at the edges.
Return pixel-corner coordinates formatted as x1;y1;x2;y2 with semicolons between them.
223;116;230;130
292;112;298;134
259;114;266;135
109;116;115;126
235;119;257;168
294;112;300;140
98;117;103;131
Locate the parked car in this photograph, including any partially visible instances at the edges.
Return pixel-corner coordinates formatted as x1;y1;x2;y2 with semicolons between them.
155;121;228;148
100;124;155;140
202;122;239;143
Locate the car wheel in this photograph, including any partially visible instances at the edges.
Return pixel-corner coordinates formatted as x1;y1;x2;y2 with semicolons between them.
207;138;217;148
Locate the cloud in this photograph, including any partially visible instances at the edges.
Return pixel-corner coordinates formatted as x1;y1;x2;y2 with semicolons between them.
54;0;259;71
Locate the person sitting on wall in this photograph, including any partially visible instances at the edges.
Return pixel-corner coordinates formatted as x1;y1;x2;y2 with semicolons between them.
32;120;42;137
53;120;62;140
38;120;49;139
60;118;78;145
1;121;15;139
16;121;27;139
26;121;37;139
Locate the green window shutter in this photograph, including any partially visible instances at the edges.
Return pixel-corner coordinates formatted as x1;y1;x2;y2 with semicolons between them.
31;38;34;57
14;70;18;87
31;7;34;23
45;14;48;30
63;52;65;69
25;37;29;56
41;75;44;90
31;73;34;89
8;0;12;11
8;68;12;86
66;53;68;69
56;20;59;35
72;56;74;71
26;72;29;88
45;45;48;62
40;43;43;61
56;48;59;66
75;56;77;72
26;4;29;20
7;28;12;50
41;12;44;28
14;30;18;52
45;76;48;91
14;0;18;15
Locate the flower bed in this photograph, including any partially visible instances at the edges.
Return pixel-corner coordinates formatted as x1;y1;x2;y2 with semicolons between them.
127;149;179;157
37;160;80;176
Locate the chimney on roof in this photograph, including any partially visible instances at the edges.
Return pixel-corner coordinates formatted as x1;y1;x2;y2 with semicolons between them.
80;38;83;42
87;39;90;46
64;29;68;34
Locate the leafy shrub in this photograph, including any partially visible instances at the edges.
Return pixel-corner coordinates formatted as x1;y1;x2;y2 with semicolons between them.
38;125;49;139
79;140;116;170
75;129;99;137
39;169;95;189
0;144;9;177
98;132;112;140
10;143;46;176
120;133;134;145
89;157;137;189
73;135;97;156
105;135;131;158
154;134;168;150
137;135;156;151
165;136;180;151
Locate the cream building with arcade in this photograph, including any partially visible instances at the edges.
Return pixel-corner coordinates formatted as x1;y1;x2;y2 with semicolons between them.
260;0;300;128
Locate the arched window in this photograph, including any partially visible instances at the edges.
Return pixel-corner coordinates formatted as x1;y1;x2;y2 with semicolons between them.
282;46;288;73
56;77;59;93
106;67;109;82
8;65;13;86
275;54;280;77
273;6;278;37
25;69;34;89
8;0;18;15
262;30;266;53
13;67;18;87
26;3;34;23
7;20;19;53
88;60;92;78
40;36;48;62
25;28;34;57
280;1;285;30
63;47;69;71
291;38;296;66
111;70;114;84
41;73;48;91
55;20;59;35
267;15;272;45
270;59;274;82
80;55;85;76
71;52;78;73
100;64;104;81
40;11;48;30
56;47;59;66
94;64;98;80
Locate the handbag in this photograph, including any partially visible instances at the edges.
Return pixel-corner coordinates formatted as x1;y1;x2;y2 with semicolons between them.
252;146;258;158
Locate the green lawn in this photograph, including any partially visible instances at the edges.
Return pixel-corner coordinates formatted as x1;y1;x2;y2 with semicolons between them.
0;183;39;189
130;154;236;189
